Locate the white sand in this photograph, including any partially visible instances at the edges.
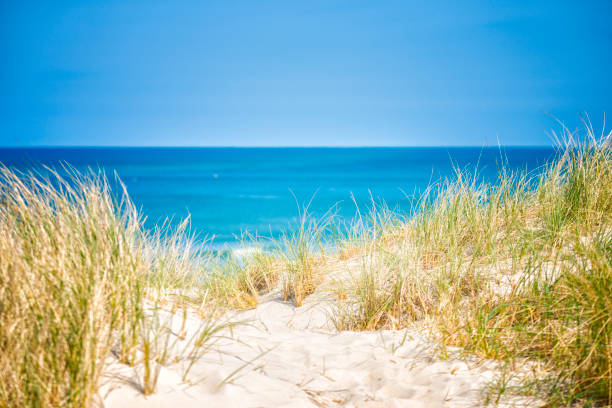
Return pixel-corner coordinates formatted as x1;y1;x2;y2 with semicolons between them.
99;283;541;408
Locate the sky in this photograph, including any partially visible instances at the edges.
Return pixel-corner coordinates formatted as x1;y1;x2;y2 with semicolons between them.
0;1;610;146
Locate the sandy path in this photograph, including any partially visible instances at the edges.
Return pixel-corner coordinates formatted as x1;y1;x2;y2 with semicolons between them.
100;284;533;408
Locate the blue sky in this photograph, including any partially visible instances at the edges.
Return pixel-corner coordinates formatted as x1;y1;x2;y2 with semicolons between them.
0;1;610;146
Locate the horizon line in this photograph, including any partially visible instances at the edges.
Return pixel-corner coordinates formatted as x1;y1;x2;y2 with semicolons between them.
0;144;557;149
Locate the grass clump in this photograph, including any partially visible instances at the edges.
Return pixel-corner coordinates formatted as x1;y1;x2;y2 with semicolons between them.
333;123;612;405
276;200;333;306
450;137;612;405
204;245;280;310
0;167;227;408
332;249;410;331
0;167;146;407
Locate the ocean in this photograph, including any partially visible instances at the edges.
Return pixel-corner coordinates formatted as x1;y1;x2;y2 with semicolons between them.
0;147;556;248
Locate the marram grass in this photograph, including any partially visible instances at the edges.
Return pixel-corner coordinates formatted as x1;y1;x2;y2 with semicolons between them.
0;167;144;407
0;122;610;407
0;167;225;407
330;126;612;406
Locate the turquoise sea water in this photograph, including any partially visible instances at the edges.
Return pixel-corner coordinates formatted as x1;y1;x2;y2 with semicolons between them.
0;147;556;248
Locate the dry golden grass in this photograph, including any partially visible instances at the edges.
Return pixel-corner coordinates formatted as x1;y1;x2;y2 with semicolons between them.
0;167;228;407
204;249;280;310
1;120;609;407
331;124;612;406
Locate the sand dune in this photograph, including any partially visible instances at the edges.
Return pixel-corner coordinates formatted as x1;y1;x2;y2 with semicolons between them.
101;285;538;408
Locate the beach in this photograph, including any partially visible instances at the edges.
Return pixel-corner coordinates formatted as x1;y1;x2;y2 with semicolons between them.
100;264;538;408
3;0;610;405
1;136;610;407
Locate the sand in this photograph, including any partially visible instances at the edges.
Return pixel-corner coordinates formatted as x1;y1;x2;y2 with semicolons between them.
99;277;542;408
100;256;541;408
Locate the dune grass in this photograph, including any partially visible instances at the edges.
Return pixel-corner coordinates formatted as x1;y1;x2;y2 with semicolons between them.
0;121;609;407
0;167;143;407
275;199;336;306
204;244;280;310
331;125;611;406
0;167;229;407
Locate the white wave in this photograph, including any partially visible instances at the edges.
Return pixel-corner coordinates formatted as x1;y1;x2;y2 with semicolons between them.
232;246;262;259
